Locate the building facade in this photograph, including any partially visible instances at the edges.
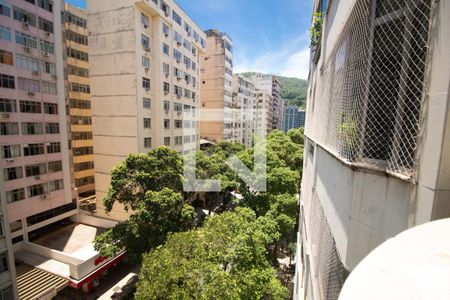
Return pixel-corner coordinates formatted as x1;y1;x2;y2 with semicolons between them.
0;0;78;297
231;74;255;147
284;106;305;131
87;0;205;221
252;73;280;133
295;0;450;299
199;29;233;143
64;3;95;198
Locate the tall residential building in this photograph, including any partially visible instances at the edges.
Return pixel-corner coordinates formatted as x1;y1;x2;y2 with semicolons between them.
252;73;280;133
231;74;255;147
64;3;95;198
283;106;305;131
0;0;77;297
253;89;273;136
88;0;206;221
295;0;449;299
199;29;233;143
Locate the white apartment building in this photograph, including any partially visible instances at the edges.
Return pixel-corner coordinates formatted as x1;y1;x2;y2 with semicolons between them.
231;74;255;147
87;0;206;221
252;73;281;131
0;0;78;297
199;29;233;143
295;0;449;299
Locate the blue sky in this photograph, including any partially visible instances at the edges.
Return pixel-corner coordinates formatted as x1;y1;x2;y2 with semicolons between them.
66;0;312;79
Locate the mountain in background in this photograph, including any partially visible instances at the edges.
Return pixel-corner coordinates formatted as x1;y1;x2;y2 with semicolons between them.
241;72;308;109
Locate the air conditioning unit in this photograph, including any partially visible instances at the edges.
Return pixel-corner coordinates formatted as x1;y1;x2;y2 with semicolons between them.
145;67;149;73
46;31;51;37
5;159;14;163
34;175;41;180
177;93;182;99
43;52;49;57
2;113;10;119
164;11;169;17
144;47;151;52
28;91;35;96
176;40;181;45
164;90;169;95
32;70;39;75
145;87;150;91
144;24;148;29
23;21;29;30
164;73;169;78
164;32;169;37
24;46;31;53
177;111;182;116
40;194;48;199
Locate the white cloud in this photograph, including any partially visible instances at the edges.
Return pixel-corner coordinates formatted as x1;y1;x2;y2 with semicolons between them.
234;35;310;80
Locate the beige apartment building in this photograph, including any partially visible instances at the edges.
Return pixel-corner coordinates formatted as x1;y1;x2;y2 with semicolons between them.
252;73;281;132
199;29;233;143
64;3;95;198
87;0;206;221
231;74;255;147
254;89;273;136
295;0;450;299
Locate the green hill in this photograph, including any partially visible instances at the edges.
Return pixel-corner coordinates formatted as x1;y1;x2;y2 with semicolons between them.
241;72;308;109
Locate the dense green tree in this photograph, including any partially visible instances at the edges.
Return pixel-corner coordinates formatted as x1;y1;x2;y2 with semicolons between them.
287;128;305;145
135;208;288;300
94;188;196;262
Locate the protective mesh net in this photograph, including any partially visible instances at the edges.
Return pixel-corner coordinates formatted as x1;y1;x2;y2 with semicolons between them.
307;0;433;182
309;193;349;300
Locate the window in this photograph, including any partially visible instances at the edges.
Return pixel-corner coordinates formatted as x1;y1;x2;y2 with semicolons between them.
141;34;150;50
68;65;88;77
174;103;183;113
2;145;20;159
184;89;191;98
143;98;151;109
172;11;182;25
4;167;23;181
0;26;11;41
38;0;53;13
184;22;191;36
38;17;53;33
21;122;43;135
142;77;150;90
164;119;170;129
6;188;25;203
66;30;88;45
16;54;39;71
174;67;182;79
174;119;182;128
48;160;62;172
183;120;191;128
0;50;13;65
74;146;93;156
0;123;18;135
173;49;182;62
174;85;182;97
192;61;196;71
173;31;182;44
13;6;37;27
163;100;170;111
46;142;60;154
15;31;38;48
0;74;14;89
0;255;8;273
164;137;170;146
67;48;88;61
28;183;46;197
0;1;10;17
163;82;170;93
175;136;182;145
163;43;169;55
183;135;191;143
183;104;191;112
41;61;56;75
41;81;57;94
0;99;16;112
163;63;170;76
70;99;90;109
72;131;92;140
44;103;58;114
75;176;94;186
23;143;44;156
142;56;150;69
66;12;86;27
71;116;92;125
48;179;63;192
162;23;169;36
144;137;152;148
160;0;170;16
183;38;191;51
18;77;39;92
183;56;191;69
143;118;151;129
184;73;191;84
74;161;94;172
200;38;205;48
45;123;59;134
191;46;196;57
141;13;149;28
20;100;41;113
70;82;90;93
25;163;46;177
